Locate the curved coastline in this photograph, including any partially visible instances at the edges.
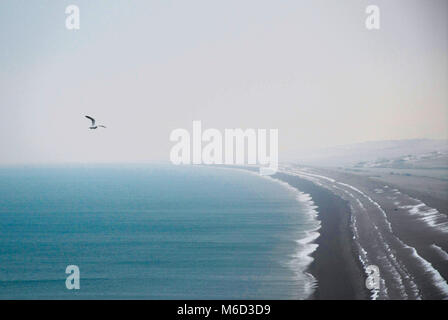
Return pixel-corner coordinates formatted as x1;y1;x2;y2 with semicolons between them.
207;165;448;299
272;172;368;300
225;165;368;299
279;166;448;300
227;166;322;298
262;176;322;299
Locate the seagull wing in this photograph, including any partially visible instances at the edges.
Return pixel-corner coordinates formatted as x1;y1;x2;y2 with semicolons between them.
85;115;95;126
98;125;107;128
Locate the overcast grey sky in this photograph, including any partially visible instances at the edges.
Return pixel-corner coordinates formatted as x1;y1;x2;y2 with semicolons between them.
0;0;446;164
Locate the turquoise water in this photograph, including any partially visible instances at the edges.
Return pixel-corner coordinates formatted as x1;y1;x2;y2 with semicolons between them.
0;165;315;299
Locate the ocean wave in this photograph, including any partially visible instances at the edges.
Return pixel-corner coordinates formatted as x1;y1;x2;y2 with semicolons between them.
336;181;424;299
277;166;448;299
337;184;406;299
262;175;322;299
399;200;448;234
333;178;447;299
405;245;448;298
350;213;383;300
431;244;448;261
227;167;322;299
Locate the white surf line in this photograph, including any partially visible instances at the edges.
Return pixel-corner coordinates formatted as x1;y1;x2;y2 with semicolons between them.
350;214;384;300
330;183;411;300
337;182;396;233
278;167;327;189
335;186;385;299
431;244;448;261
280;168;391;299
374;225;418;299
288;191;321;299
280;168;448;299
293;170;336;183
336;182;448;299
217;166;323;299
406;246;448;298
251;170;322;299
397;195;448;234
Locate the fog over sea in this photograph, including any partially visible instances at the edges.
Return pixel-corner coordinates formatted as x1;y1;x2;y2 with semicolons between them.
0;165;319;299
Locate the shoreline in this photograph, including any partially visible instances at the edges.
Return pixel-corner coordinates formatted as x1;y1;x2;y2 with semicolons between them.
282;166;448;299
207;165;448;299
273;172;368;300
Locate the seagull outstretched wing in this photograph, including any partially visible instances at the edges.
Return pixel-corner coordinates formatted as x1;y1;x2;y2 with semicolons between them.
85;115;95;126
98;125;107;128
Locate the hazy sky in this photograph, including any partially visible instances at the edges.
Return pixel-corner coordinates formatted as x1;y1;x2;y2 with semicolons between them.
0;0;447;164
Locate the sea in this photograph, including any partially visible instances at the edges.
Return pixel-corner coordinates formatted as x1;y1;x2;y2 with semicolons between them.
0;164;320;299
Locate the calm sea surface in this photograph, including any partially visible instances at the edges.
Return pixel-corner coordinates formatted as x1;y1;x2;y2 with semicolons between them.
0;165;317;299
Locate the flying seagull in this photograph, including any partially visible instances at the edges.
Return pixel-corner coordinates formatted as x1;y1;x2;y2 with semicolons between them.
85;115;106;129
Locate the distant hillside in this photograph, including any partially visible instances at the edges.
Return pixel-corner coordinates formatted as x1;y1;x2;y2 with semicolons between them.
354;151;448;169
290;139;448;167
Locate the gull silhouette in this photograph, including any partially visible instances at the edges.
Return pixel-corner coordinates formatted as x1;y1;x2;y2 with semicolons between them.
85;115;106;129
